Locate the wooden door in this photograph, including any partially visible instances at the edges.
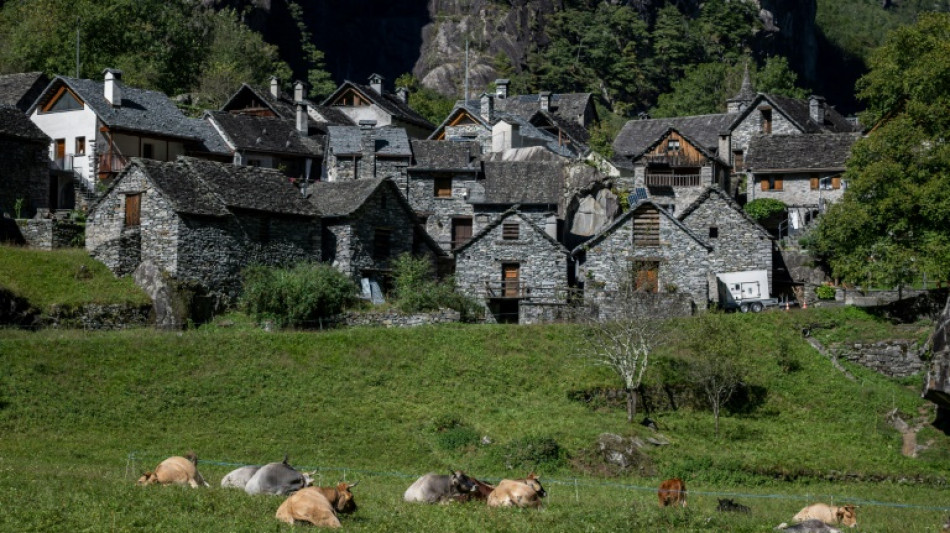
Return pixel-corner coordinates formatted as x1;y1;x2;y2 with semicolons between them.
125;193;141;227
55;139;65;162
502;263;520;297
452;218;472;249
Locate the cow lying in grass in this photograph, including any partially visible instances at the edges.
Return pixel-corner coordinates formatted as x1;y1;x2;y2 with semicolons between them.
275;481;358;527
657;478;687;507
793;503;857;528
404;471;477;503
454;476;495;503
487;473;546;508
775;519;842;533
244;456;313;495
137;452;209;488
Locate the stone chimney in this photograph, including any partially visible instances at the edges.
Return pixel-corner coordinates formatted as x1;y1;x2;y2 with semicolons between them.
294;80;307;102
359;120;377;179
480;93;494;123
809;95;826;125
368;73;384;95
296;103;308;137
270;76;280;98
103;69;122;107
539;91;551;112
495;78;509;99
396;87;409;104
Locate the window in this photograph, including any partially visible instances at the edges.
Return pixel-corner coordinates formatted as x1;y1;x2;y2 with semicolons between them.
373;228;391;260
434;177;452;198
43;87;82;113
451;218;472;249
124;193;141;227
54;139;65;160
733;150;744;171
502;222;520;240
761;109;772;134
633;205;660;246
709;226;719;239
667;139;681;152
760;177;783;191
75;137;86;156
142;143;154;159
630;260;659;293
810;174;820;190
831;176;841;190
502;263;521;297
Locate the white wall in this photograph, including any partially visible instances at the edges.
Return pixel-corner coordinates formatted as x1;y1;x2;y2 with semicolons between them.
30;106;98;184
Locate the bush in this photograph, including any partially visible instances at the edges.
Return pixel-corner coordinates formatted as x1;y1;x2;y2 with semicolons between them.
815;285;836;300
743;198;787;221
391;253;482;321
429;415;480;452
240;262;357;327
495;436;568;471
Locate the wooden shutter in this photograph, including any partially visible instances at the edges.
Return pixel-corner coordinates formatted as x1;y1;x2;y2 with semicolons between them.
774;177;783;191
831;176;841;189
633;205;660;246
502;223;520;240
760;179;769;191
125;193;141;227
55;139;66;159
503;263;520;297
810;176;819;190
452;218;472;249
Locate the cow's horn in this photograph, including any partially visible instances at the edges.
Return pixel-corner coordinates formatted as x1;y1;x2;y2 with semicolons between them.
348;480;360;488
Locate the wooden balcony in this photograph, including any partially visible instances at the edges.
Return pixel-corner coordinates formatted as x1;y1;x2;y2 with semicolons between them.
645;173;701;187
98;152;128;177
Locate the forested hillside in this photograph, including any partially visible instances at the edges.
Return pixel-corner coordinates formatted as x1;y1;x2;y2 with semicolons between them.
0;0;946;118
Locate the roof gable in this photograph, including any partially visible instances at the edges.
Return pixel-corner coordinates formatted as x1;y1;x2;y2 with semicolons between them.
572;199;713;256
322;81;435;130
613;113;735;158
220;84;289;118
429;105;489;140
677;186;773;239
454;207;569;256
0;71;49;112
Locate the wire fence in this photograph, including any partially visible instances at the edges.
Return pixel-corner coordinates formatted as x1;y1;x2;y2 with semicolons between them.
125;451;950;512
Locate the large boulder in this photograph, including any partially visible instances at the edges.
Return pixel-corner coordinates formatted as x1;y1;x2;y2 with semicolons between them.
923;295;950;430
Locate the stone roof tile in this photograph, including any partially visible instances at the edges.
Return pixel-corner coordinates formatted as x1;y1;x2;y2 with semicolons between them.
409;140;480;169
206;111;322;156
745;133;860;171
613;113;735;157
0;72;49;112
0;105;49;142
475;161;563;205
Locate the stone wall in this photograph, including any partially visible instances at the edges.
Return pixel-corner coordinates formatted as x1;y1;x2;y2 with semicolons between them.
835;340;925;378
732;106;802;156
41;303;152;330
407;171;481;251
0;136;48;219
374;157;411;194
748;172;845;205
455;212;569;324
339;307;460;327
15;219;84;249
577;209;711;310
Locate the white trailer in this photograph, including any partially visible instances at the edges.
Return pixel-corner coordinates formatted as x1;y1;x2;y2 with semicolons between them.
715;270;778;313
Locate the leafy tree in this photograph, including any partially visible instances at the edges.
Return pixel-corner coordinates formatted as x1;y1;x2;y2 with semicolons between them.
390;253;481;321
395;74;455;126
286;1;335;100
813;13;950;287
679;311;744;437
743;198;787;221
755;56;809;99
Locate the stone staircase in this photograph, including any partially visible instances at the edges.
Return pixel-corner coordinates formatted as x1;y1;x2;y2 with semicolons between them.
72;175;101;211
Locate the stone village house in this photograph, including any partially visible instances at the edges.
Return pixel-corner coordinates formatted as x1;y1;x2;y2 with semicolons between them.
0;106;51;220
323;122;413;192
322;74;435;139
85;156;319;297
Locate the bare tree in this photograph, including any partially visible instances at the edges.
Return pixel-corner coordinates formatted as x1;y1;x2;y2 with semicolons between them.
580;290;669;423
681;311;744;437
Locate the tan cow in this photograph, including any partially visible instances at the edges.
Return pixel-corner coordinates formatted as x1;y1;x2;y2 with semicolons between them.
313;481;359;515
793;503;857;528
657;478;687;507
487;473;546;508
137;452;209;488
275;487;341;528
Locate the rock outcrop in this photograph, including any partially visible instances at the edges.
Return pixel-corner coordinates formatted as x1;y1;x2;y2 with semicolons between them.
923;295;950;424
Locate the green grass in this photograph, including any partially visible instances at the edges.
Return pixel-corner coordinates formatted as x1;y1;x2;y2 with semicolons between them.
0;245;149;309
1;310;948;531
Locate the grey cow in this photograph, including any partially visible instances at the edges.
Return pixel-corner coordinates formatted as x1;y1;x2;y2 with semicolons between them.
220;465;261;489
244;457;313;495
403;471;478;503
775;520;842;533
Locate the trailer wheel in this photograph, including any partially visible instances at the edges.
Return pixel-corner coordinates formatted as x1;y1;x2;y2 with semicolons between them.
750;302;764;313
739;303;749;313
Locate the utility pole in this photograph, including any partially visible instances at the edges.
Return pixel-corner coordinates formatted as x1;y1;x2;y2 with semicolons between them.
464;38;469;102
75;18;80;78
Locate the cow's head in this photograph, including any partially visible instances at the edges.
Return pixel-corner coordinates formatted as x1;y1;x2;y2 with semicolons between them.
524;473;546;498
837;505;857;528
136;471;157;485
449;470;478;493
302;471;316;487
334;481;358;514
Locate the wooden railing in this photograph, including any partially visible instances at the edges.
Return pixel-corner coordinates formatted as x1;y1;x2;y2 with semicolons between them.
484;281;529;299
645;173;701;187
98;151;128;175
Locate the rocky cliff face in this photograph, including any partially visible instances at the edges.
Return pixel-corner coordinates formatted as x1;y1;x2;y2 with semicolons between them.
205;0;821;98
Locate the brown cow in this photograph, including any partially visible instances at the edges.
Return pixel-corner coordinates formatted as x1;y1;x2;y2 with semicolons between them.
137;452;209;488
657;478;687;507
793;503;857;528
313;481;359;514
455;476;495;503
487;473;546;508
275;487;341;528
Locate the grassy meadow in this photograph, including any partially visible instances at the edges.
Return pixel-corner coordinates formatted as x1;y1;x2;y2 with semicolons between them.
0;309;948;531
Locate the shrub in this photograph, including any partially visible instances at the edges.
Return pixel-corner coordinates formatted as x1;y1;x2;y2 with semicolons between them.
391;253;482;321
743;198;787;221
815;285;836;300
429;415;480;452
495;436;567;471
240;262;357;327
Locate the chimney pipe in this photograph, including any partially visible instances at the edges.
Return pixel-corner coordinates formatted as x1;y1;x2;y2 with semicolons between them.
480;93;494;123
359;120;377;179
294;80;307;102
495;78;509;99
296;103;308;137
539;91;551;112
396;87;409;104
809;95;826;125
270;76;280;98
368;73;384;95
103;68;122;107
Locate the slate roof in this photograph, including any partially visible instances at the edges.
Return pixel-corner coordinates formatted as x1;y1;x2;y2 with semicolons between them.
409;140;481;170
530;109;591;148
730;93;860;134
475;161;563;205
107;156;317;218
31;76;201;140
454;207;570;256
458;92;595;127
220;84;355;133
0;105;49;142
205;111;323;157
327;126;412;157
570;199;713;256
306;178;387;217
187;118;232;156
745;133;860;172
0;72;49;112
309;105;355;128
677;186;773;239
613;113;736;158
322;81;435;130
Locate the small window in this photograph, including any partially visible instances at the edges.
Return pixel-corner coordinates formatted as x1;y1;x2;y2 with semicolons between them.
434;177;452;198
142;143;154;159
502;222;520;240
810;175;819;190
75;137;86;156
124;193;141;227
248;159;262;167
761;109;772;134
667;139;680;152
633;205;660;246
831;176;841;190
709;226;719;239
630;260;659;293
761;177;783;191
373;228;391;260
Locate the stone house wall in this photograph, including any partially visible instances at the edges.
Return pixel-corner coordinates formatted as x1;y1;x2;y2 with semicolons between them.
455;213;569;324
0;136;49;219
374;157;411;195
445;123;490;152
407;171;481;251
618;163;717;215
731;108;802;156
15;219;84;249
578;210;711;310
747;171;845;206
327;153;359;182
678;192;773;296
